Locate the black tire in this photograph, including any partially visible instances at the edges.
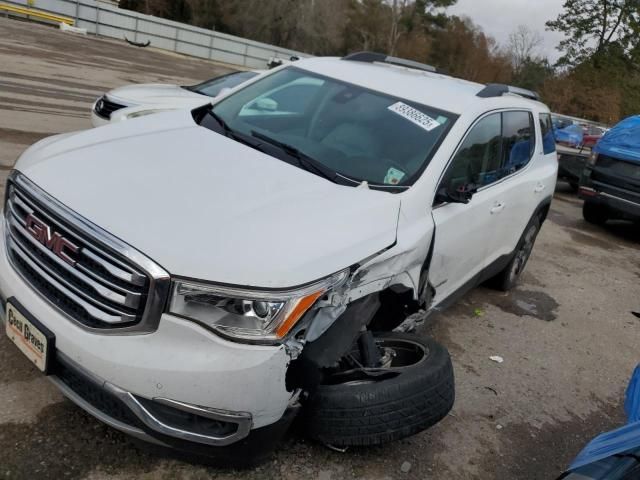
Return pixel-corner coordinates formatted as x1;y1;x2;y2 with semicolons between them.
303;333;454;447
491;216;541;291
583;200;608;225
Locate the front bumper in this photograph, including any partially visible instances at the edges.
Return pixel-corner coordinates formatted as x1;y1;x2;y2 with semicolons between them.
580;186;640;220
0;220;294;449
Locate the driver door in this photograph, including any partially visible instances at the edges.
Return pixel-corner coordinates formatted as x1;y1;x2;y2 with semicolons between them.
429;112;505;305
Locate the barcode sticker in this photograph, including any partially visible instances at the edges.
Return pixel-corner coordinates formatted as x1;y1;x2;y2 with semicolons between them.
388;102;441;132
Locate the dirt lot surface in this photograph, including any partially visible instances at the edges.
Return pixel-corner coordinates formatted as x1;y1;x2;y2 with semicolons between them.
1;17;640;480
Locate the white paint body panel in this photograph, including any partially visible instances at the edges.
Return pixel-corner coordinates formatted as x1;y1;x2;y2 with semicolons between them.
0;225;290;428
90;71;266;127
17;111;401;288
4;57;558;435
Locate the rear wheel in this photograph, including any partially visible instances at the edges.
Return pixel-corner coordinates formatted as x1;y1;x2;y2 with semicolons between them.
303;333;454;447
490;217;541;291
583;201;608;225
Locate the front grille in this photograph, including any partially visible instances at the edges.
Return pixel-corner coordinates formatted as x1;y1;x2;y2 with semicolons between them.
4;173;169;332
94;95;126;119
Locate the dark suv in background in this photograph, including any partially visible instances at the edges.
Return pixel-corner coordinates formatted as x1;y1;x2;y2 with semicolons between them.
580;115;640;225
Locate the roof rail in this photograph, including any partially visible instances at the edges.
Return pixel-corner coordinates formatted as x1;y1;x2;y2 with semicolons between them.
342;51;438;73
477;83;540;101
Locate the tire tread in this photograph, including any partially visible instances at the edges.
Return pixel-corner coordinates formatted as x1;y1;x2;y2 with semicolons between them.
303;334;454;447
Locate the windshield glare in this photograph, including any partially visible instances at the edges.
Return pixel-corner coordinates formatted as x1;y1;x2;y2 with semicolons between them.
189;71;259;97
209;67;455;187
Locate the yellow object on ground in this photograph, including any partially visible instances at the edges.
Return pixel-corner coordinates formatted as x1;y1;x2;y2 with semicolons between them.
0;2;74;25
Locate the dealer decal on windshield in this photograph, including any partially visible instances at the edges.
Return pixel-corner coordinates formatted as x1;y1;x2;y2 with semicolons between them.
388;102;442;132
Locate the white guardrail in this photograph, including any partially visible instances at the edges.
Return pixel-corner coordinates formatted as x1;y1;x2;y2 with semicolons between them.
3;0;310;69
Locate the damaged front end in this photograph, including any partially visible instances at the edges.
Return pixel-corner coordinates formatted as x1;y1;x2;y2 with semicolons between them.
284;229;437;395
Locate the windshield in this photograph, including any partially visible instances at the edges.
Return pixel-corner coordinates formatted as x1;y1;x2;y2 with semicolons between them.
186;71;259;98
199;67;456;188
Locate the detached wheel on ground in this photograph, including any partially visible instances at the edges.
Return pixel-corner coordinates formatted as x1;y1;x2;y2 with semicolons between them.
583;200;608;225
490;216;541;291
302;333;454;447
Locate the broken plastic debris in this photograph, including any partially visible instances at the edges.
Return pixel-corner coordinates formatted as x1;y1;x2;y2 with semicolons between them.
324;444;349;453
489;355;504;364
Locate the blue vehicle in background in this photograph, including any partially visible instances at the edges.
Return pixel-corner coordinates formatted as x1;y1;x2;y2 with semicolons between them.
555;124;585;148
579;115;640;225
559;364;640;479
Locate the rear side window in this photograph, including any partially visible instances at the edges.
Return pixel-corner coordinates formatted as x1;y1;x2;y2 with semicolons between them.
539;113;556;154
440;110;537;196
502;111;535;173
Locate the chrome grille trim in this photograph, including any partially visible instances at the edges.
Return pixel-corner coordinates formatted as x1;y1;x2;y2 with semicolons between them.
8;236;135;324
7;214;136;308
4;171;171;334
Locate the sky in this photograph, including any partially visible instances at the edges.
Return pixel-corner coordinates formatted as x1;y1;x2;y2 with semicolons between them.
445;0;567;62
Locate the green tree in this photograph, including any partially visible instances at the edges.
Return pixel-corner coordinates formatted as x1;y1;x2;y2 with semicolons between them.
427;16;512;83
512;58;555;92
546;0;640;67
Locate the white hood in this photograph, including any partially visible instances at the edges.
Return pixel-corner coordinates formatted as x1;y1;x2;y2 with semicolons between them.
107;83;209;108
16;111;401;288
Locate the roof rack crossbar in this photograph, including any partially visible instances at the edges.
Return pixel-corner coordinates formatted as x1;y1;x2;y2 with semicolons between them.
477;83;540;101
342;51;438;73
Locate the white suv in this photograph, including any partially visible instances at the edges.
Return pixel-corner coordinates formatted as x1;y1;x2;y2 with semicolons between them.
1;52;557;464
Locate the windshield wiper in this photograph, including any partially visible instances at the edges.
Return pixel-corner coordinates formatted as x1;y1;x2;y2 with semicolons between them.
250;130;338;183
208;110;266;152
209;110;234;136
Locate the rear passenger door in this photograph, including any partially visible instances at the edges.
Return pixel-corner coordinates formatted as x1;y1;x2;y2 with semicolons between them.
430;110;544;305
482;110;540;266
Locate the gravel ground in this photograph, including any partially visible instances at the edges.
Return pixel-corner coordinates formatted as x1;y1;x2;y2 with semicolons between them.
1;17;639;480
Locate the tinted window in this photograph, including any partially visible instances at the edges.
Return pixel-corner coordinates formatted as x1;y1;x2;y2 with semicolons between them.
188;71;259;97
443;113;502;191
265;84;321;114
502;111;535;173
207;67;456;188
539;113;556;154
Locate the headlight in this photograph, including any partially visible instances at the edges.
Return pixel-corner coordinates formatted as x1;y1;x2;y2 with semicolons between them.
168;269;349;343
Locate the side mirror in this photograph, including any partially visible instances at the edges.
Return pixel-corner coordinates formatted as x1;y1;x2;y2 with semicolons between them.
254;98;278;112
435;184;476;205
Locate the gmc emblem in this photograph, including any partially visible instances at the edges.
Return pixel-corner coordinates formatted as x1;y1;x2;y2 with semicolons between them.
25;213;80;266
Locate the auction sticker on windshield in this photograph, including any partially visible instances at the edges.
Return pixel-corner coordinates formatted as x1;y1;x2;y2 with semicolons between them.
5;301;54;373
388;102;441;131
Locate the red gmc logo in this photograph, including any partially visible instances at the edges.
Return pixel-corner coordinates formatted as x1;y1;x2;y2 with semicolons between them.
25;213;80;266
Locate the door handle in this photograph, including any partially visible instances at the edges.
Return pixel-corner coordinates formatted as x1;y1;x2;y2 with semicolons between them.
490;202;505;214
534;183;546;193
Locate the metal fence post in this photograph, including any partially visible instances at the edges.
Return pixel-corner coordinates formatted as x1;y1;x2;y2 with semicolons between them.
95;2;99;36
75;0;79;22
243;43;248;67
134;16;138;43
209;34;214;60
